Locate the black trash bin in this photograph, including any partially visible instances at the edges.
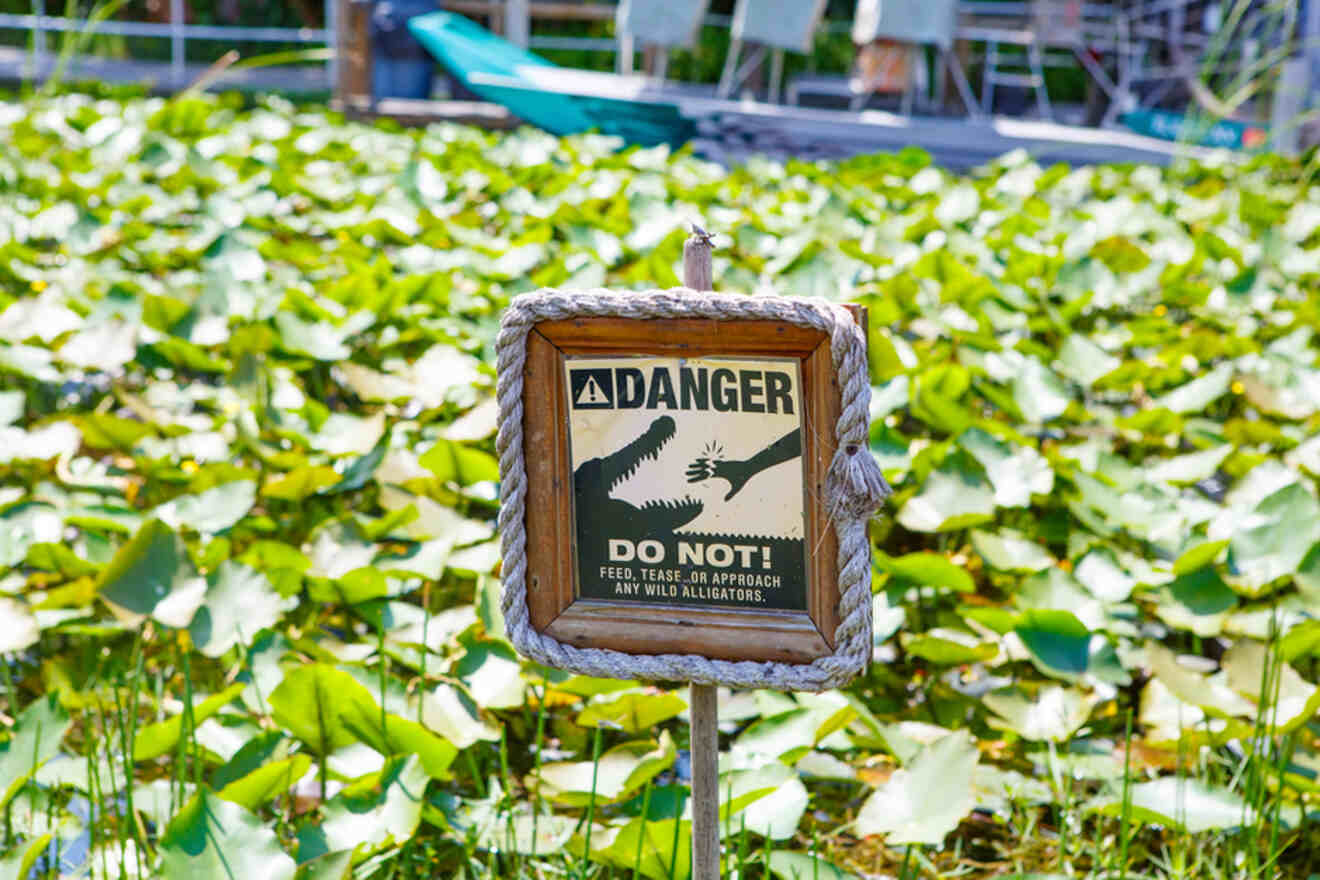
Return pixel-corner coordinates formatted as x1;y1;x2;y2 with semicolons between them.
369;0;438;100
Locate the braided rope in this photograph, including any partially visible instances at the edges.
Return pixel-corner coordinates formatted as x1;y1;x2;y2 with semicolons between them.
496;288;890;692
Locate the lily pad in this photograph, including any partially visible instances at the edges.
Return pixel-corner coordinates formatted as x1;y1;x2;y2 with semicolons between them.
854;729;978;845
1088;778;1253;833
897;459;996;533
971;529;1055;572
158;790;296;880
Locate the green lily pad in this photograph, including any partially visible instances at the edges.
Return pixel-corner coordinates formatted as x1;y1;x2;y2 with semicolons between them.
1088;778;1253;833
1013;609;1091;679
319;755;429;854
158;789;296;880
189;561;297;658
971;529;1056;572
534;733;675;807
218;754;313;810
577;690;686;734
1056;334;1120;386
453;636;526;711
96;519;208;628
904;631;998;666
854;729;978;844
589;816;690;880
718;762;808;840
0;695;71;809
1152;364;1234;413
0;598;39;653
766;852;857;880
1012;358;1071;423
1227;483;1320;594
875;551;973;592
269;663;377;755
133;683;247;761
897;459;996;533
983;685;1093;741
958;427;1053;508
418;437;499;486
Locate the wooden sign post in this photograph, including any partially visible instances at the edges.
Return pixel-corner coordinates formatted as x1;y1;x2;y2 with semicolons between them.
495;228;888;880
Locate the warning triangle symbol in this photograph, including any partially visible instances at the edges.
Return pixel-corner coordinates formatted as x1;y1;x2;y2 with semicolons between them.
576;375;609;406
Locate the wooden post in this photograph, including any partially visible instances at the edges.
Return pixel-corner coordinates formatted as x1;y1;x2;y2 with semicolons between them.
506;0;530;48
683;226;719;880
689;682;719;880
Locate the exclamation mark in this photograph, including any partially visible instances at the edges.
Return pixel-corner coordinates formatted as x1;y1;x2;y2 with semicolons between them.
761;546;771;569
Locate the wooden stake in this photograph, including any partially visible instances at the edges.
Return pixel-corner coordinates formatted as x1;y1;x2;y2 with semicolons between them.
689;681;719;880
683;226;714;293
683;225;719;880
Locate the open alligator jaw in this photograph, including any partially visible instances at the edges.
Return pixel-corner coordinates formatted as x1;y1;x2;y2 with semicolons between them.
600;415;676;492
640;496;704;532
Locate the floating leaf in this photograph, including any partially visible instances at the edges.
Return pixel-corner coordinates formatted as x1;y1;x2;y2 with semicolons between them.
959;428;1053;508
1014;609;1091;679
0;695;71;809
855;730;978;844
971;529;1055;572
218;754;313;810
1227;483;1320;594
984;686;1094;741
1221;639;1320;731
897;459;996;533
263;466;342;502
1147;445;1232;486
155;480;256;534
589;816;690;880
158;789;296;880
1088;778;1253;833
875;551;974;592
1153;364;1234;413
577;690;686;733
418;438;499;486
133;683;247;761
535;733;675;807
904;630;998;666
454;636;526;711
319;755;429;854
718;762;808;840
269;664;377;755
189;561;297;658
1056;334;1120;386
1012;358;1071;423
96;519;207;628
0;598;39;653
766;852;857;880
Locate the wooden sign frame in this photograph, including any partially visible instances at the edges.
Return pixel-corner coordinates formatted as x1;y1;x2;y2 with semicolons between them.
515;309;865;667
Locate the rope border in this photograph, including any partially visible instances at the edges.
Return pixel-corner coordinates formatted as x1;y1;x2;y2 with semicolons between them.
496;288;886;692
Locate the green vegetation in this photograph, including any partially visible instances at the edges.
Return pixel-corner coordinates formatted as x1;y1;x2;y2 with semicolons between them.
1;90;1319;879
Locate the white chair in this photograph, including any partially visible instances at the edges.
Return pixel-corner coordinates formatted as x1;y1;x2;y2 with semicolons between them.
615;0;711;80
716;0;829;102
847;0;980;116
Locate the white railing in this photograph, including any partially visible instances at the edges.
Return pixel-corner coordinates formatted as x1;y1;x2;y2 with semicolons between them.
0;0;336;90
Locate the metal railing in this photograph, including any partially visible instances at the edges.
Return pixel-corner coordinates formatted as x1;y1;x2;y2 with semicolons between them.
0;0;335;90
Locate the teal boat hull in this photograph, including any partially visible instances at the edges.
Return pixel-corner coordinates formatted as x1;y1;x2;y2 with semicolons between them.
407;12;694;147
1121;109;1269;151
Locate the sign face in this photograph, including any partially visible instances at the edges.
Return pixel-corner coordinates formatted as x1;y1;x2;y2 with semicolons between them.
565;356;807;612
511;310;866;668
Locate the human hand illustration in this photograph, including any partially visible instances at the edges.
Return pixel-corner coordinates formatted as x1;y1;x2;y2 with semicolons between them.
685;430;803;503
686;457;755;501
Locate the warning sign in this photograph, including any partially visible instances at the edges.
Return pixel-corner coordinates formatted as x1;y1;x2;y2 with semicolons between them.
565;355;807;611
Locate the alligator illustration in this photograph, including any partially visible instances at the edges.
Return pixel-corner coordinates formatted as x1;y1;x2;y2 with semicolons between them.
572;415;704;544
572;417;808;609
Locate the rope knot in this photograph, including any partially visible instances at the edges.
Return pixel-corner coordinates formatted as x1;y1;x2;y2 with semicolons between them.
825;440;891;523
